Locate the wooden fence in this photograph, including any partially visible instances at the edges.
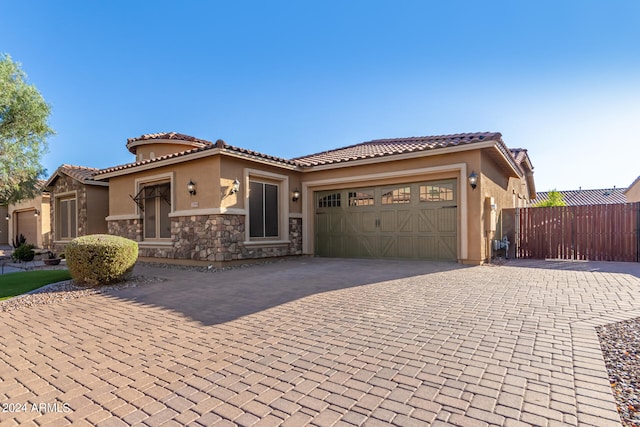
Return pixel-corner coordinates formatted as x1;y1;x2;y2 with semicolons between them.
514;203;640;262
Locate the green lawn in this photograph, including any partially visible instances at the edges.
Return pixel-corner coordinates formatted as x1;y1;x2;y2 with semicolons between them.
0;270;72;300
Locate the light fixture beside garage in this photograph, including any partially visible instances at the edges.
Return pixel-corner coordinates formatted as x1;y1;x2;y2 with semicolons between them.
292;189;301;202
34;210;40;217
4;213;9;220
468;172;478;190
187;180;197;196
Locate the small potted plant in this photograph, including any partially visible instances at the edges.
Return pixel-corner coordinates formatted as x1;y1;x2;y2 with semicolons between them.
43;251;62;266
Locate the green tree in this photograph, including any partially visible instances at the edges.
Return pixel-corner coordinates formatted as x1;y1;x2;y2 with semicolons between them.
535;189;567;207
0;53;54;205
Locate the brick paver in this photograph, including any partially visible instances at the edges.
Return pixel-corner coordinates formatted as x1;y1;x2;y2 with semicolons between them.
1;258;639;426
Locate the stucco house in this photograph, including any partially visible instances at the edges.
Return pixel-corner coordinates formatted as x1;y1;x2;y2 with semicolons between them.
44;164;109;253
624;176;640;203
3;183;51;248
91;131;535;265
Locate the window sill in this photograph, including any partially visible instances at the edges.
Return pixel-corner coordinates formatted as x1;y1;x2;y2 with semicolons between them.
139;241;174;248
243;240;290;247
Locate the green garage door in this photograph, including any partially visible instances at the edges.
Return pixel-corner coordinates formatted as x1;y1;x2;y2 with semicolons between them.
315;180;457;260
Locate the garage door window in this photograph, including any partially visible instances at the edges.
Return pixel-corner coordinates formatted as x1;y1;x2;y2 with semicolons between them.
420;184;454;202
318;192;341;208
250;181;279;238
382;186;411;204
58;197;77;240
348;191;374;207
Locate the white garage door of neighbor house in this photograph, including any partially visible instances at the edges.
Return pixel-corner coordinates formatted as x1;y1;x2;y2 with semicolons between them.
315;179;458;260
16;210;38;246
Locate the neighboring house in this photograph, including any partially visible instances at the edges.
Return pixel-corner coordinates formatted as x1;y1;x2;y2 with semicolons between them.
624;176;640;203
92;131;535;265
4;181;51;248
531;187;627;206
44;165;109;253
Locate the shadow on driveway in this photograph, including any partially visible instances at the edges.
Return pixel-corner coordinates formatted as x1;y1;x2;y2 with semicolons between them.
503;258;640;278
105;257;467;326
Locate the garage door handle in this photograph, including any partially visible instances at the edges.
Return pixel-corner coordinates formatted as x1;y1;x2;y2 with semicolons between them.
442;206;458;209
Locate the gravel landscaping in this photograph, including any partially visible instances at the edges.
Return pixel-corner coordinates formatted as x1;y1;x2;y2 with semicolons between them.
598;318;640;426
0;275;163;312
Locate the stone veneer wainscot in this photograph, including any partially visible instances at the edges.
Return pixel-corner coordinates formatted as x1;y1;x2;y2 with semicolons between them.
107;214;302;261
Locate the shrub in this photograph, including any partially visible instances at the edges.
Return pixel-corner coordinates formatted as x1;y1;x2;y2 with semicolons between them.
65;234;138;286
12;243;35;262
12;233;27;249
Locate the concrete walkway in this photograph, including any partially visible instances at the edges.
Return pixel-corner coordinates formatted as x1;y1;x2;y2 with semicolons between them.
1;258;639;426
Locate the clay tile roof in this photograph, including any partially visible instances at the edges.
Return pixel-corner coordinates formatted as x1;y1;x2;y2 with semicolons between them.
45;164;103;188
97;138;297;176
59;164;100;183
532;188;628;206
126;132;214;146
292;132;503;166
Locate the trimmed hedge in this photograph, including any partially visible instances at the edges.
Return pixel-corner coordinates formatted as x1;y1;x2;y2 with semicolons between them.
66;234;138;286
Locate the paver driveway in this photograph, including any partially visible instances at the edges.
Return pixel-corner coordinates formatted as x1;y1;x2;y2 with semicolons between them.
1;258;640;426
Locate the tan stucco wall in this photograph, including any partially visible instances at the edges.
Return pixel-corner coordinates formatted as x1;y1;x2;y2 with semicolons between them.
219;156;302;214
625;179;640;203
102;145;531;265
477;150;530;262
107;156;222;216
86;186;109;234
130;142;204;161
7;194;51;248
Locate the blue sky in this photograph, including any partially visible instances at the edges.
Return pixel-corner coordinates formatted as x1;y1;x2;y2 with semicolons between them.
2;0;639;192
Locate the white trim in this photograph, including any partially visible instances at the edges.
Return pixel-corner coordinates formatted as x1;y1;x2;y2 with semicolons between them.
289;212;303;219
244;168;290;243
135;173;174;241
105;214;141;221
134;172;175;214
53;240;74;245
169;208;247;217
54;190;78;199
53;190;79;241
139;241;174;248
243;240;290;247
301;163;469;260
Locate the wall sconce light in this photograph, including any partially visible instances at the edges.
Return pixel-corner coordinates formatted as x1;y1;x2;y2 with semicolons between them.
34;209;40;217
187;180;196;196
4;213;9;221
230;178;240;194
468;171;478;190
292;189;301;202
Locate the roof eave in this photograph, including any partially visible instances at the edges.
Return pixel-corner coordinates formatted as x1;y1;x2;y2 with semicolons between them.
298;140;505;171
94;147;298;180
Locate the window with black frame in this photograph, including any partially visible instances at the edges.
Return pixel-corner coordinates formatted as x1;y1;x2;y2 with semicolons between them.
249;181;279;238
